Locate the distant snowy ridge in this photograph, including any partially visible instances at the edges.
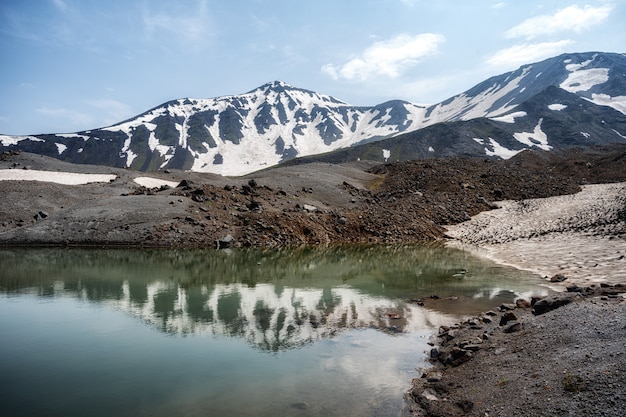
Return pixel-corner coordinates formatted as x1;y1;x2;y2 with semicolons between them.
2;52;626;175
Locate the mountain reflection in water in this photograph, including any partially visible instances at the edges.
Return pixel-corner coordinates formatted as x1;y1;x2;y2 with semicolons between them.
0;245;548;351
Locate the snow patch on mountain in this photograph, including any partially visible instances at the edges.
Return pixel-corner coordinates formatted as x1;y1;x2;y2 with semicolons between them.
589;93;626;115
560;68;609;93
58;133;89;140
0;135;43;146
485;138;520;159
564;55;596;72
474;137;520;159
55;143;67;154
426;67;531;124
548;104;567;111
558;53;613;94
513;119;551;151
489;111;527;123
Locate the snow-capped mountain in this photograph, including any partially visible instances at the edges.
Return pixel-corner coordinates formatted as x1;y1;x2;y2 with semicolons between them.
0;82;427;176
297;84;626;166
2;52;626;175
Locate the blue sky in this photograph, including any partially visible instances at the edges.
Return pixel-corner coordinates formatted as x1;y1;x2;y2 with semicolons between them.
1;0;623;135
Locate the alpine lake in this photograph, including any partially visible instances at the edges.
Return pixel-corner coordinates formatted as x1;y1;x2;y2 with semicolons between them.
0;244;551;417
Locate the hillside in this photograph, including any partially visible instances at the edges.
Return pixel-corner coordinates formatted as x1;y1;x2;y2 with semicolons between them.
1;143;625;248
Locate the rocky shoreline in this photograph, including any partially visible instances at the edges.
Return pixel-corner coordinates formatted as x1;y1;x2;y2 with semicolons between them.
407;180;626;416
407;286;625;417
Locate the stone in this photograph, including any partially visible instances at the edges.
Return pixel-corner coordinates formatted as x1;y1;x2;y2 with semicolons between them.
499;303;516;311
566;284;583;293
177;179;194;188
34;211;49;221
515;298;531;308
421;388;440;402
500;311;518;326
425;370;443;382
532;295;577;315
462;344;481;352
550;274;568;282
215;234;235;249
303;204;317;212
430;347;440;359
438;330;455;343
503;322;523;333
445;347;473;367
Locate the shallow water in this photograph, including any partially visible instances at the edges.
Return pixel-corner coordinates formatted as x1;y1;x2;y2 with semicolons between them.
0;245;549;417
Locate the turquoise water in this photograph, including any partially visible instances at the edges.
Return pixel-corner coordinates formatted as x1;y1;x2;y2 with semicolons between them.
0;246;548;417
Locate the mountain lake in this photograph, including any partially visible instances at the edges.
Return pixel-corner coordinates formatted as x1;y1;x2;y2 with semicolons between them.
0;245;551;417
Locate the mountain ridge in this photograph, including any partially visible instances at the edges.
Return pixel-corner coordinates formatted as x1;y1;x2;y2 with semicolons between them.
2;51;625;176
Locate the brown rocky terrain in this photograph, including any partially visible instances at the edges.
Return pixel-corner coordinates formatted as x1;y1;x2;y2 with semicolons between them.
1;144;625;248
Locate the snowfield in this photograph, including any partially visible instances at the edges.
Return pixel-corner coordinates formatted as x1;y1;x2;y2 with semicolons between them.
0;169;116;185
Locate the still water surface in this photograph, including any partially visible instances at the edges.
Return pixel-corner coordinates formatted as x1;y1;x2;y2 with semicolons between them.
0;245;549;417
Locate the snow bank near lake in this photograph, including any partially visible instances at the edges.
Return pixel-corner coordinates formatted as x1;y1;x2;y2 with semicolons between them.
445;182;626;286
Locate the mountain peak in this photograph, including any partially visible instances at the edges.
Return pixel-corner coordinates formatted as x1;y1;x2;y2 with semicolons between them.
252;80;293;94
264;80;289;88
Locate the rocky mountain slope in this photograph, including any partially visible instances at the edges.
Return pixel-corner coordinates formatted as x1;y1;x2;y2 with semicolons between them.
289;84;626;165
2;52;625;175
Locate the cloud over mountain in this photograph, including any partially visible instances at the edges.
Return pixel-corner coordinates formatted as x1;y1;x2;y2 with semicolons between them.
505;4;613;40
322;33;445;81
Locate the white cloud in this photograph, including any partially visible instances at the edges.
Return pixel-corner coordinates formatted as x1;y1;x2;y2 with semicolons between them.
506;4;612;40
491;2;506;9
487;40;574;67
322;33;445;81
